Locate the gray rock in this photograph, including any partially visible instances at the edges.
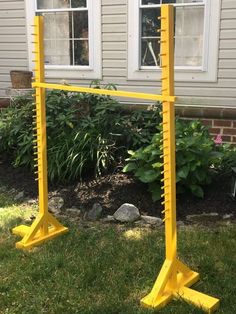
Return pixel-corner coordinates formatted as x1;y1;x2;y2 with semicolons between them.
85;203;103;221
14;191;24;201
134;220;149;227
113;203;140;223
27;198;38;205
66;208;81;218
177;221;185;227
186;213;220;223
101;215;116;223
141;215;163;226
0;186;6;193
48;196;64;215
223;214;234;220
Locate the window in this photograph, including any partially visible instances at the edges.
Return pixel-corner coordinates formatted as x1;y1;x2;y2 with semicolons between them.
36;0;89;66
141;0;204;68
26;0;101;79
128;0;221;82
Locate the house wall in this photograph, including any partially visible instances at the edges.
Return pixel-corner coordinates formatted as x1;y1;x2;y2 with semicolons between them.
0;0;235;107
0;0;236;142
0;0;28;97
100;0;236;109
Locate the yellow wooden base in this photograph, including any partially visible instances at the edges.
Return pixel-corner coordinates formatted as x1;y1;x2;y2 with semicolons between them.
12;213;68;250
141;259;219;313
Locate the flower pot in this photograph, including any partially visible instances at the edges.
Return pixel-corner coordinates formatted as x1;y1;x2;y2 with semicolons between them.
10;70;33;89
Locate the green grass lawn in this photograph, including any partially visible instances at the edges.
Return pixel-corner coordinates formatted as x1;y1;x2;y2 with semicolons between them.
0;189;236;314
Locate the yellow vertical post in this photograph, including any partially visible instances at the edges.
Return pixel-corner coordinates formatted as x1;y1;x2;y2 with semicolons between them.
161;5;177;283
10;10;220;312
35;16;48;233
12;16;68;249
141;5;220;313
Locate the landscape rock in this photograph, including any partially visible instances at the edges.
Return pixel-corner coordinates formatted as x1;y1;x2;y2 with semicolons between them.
66;207;81;218
14;191;24;201
186;213;220;223
134;220;150;227
177;221;185;227
113;203;140;223
0;186;6;193
141;215;163;226
85;203;103;221
48;196;64;215
27;198;38;205
101;215;116;223
223;214;234;220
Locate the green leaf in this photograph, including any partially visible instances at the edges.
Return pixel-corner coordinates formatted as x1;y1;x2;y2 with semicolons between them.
149;182;161;201
190;185;204;198
152;162;163;169
177;165;190;179
122;163;137;173
127;150;135;156
136;169;159;183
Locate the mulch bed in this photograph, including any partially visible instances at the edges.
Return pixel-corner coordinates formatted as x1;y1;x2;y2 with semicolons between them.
0;156;236;220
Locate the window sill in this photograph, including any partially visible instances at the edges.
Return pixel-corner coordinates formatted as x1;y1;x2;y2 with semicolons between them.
128;68;217;83
45;66;102;80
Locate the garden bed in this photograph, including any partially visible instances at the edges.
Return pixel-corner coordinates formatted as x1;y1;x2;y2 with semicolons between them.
0;156;235;221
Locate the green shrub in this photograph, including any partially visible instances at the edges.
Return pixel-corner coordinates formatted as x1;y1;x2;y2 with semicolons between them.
0;85;161;182
0;96;35;167
0;91;80;170
212;143;236;176
123;119;233;200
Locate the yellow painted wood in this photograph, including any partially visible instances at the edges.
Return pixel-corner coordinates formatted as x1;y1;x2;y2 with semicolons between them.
175;287;220;313
140;5;220;313
140;259;173;308
10;9;220;312
12;225;30;237
32;82;176;103
12;16;68;249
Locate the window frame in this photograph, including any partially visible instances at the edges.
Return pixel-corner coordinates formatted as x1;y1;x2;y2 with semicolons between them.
127;0;221;82
25;0;102;79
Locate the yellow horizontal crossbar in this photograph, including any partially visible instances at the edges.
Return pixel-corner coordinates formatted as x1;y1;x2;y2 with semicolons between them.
32;82;176;102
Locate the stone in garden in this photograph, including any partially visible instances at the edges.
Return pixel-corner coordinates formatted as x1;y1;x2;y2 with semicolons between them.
48;196;64;215
113;203;140;223
177;220;185;227
134;220;149;227
141;215;163;226
85;203;103;221
101;215;116;223
14;191;24;201
0;186;6;193
66;208;81;218
27;198;37;205
223;214;234;220
186;213;220;223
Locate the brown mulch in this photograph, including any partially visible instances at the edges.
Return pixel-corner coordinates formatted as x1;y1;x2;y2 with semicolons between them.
0;156;236;220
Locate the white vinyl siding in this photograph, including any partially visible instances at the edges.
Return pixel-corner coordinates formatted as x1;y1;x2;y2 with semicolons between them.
1;0;236;109
102;0;236;108
0;0;28;97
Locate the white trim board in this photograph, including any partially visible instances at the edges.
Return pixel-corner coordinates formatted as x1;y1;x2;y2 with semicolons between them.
127;0;221;82
25;0;102;80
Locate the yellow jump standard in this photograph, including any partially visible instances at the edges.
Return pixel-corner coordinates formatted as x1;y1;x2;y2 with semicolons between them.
140;6;219;313
12;5;220;313
12;16;68;249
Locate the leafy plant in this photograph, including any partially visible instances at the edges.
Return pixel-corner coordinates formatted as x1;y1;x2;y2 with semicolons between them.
123;119;223;200
0;84;162;182
121;105;162;149
211;143;236;176
0;96;35;167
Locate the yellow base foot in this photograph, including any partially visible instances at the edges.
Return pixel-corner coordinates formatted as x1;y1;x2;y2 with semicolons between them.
12;213;68;250
175;286;220;313
141;259;219;313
